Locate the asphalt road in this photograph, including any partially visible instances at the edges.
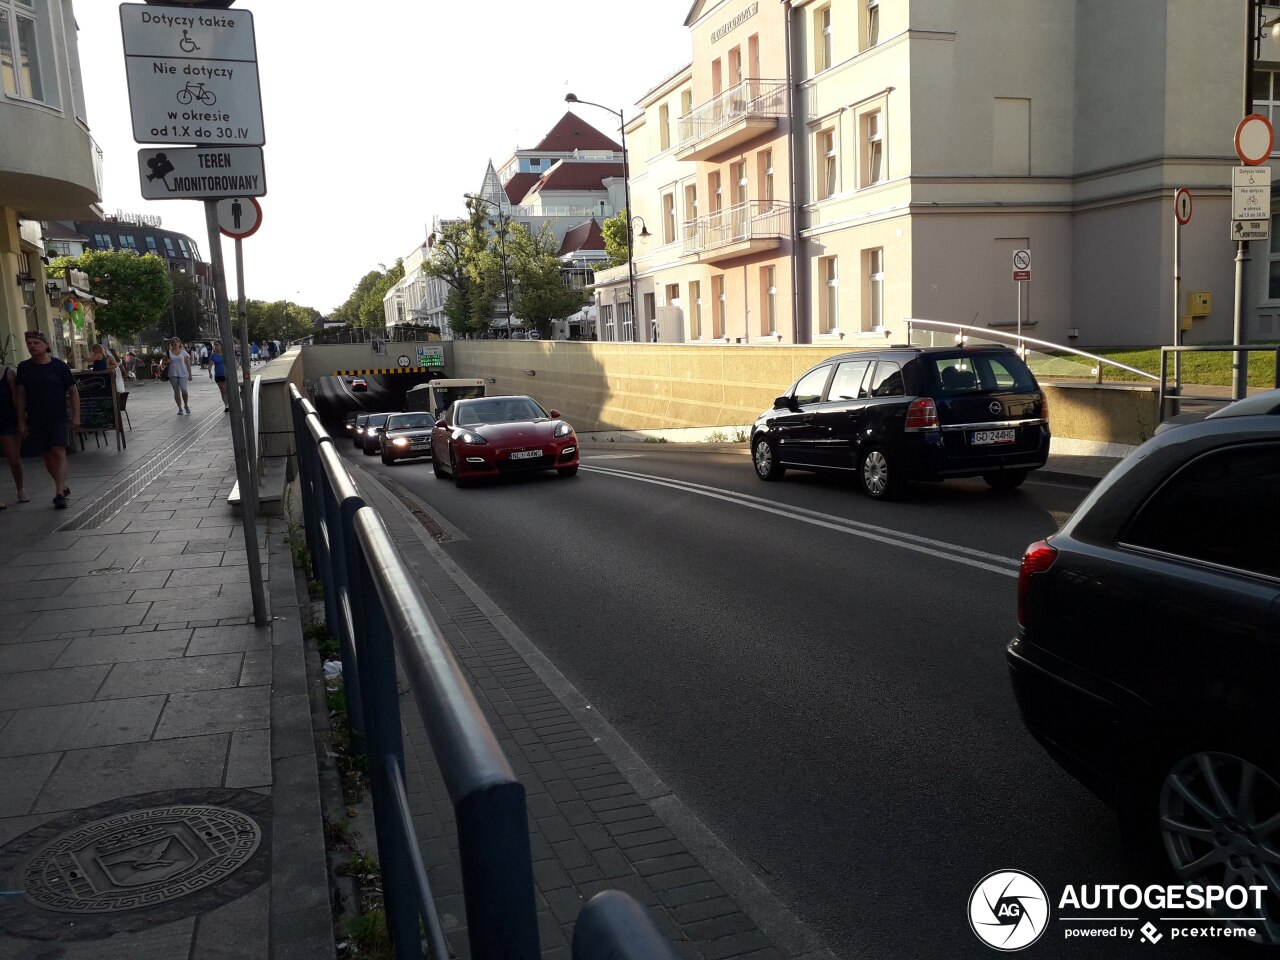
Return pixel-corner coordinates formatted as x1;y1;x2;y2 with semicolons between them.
339;439;1213;959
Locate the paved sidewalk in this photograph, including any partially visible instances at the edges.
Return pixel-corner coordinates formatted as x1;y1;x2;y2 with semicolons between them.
0;374;330;960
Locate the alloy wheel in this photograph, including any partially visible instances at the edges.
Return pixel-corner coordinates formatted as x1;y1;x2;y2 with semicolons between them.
1159;751;1280;944
862;449;890;498
754;440;772;477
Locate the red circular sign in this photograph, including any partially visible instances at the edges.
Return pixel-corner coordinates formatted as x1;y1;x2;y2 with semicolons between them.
1235;114;1274;166
1174;188;1192;225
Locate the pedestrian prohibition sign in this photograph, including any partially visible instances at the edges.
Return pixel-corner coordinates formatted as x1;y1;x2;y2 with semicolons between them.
217;196;262;239
1175;188;1192;225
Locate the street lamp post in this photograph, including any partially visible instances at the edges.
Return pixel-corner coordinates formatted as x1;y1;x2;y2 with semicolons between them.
565;92;641;341
464;193;514;336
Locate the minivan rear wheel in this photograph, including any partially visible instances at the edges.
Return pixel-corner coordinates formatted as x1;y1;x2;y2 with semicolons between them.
752;437;785;481
984;469;1028;491
859;445;903;500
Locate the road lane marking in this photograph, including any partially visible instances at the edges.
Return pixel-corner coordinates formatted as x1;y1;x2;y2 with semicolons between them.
581;464;1019;578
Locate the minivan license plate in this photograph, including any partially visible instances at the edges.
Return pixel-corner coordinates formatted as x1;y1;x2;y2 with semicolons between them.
972;429;1016;445
509;449;541;460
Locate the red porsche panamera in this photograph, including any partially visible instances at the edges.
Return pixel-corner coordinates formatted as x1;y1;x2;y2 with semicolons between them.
430;395;579;487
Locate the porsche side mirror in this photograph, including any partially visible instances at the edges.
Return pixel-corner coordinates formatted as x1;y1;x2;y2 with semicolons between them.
549;409;561;418
435;419;446;428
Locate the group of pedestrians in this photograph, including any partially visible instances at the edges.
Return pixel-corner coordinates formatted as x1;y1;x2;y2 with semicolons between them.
158;337;230;414
0;330;79;510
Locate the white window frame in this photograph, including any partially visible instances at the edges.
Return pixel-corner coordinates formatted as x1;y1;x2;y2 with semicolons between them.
816;4;833;73
662;191;676;245
865;0;879;50
864;247;884;332
601;303;615;341
689;280;702;339
0;0;58;107
864;110;884;187
818;256;839;335
762;265;777;336
620;299;634;342
711;275;726;339
818;128;837;200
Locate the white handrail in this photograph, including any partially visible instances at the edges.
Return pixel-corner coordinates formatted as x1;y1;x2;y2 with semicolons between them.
903;318;1159;382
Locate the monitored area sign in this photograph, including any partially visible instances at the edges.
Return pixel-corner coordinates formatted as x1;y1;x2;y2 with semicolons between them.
137;146;265;199
1232;219;1271;241
120;3;264;146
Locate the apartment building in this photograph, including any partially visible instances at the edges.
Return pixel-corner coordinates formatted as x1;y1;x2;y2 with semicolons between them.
0;0;102;365
604;0;1280;349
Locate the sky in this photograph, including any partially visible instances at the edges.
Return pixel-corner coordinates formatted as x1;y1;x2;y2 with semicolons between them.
74;0;697;315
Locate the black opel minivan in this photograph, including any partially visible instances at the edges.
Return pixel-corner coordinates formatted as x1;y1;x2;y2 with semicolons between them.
750;346;1050;499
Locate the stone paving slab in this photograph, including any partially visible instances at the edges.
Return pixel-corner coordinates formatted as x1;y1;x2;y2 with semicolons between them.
0;376;331;960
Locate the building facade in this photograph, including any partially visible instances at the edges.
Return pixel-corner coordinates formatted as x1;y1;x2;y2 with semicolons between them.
599;0;1279;350
0;0;102;367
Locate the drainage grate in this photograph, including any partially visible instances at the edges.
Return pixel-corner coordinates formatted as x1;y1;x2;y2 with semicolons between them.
0;788;270;941
57;413;226;532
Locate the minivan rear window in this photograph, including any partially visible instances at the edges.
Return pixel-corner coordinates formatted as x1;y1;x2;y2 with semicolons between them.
928;354;1036;394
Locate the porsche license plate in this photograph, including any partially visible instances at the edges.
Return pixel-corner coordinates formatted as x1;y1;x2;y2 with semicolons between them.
971;429;1016;445
509;450;541;460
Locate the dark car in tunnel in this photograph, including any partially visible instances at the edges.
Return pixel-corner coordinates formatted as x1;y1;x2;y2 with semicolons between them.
360;413;392;455
379;413;436;465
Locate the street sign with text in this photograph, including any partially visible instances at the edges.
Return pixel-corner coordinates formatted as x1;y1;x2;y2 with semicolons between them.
120;3;264;146
1232;166;1271;222
1012;248;1031;282
137;146;265;199
1231;219;1270;241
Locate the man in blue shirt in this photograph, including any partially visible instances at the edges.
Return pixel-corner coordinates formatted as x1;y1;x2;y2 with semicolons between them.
15;331;80;509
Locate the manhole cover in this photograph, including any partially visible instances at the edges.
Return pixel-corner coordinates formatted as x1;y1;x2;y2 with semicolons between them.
0;788;270;941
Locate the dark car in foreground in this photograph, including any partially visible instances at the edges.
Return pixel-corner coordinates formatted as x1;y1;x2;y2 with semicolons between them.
430;395;578;487
1009;395;1280;943
360;413;391;455
352;413;371;448
344;412;359;436
750;345;1049;499
379;412;435;465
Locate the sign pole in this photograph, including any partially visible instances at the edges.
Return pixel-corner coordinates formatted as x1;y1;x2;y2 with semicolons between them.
1016;280;1022;348
234;236;258;506
205;200;268;626
1233;240;1249;400
1173;209;1181;398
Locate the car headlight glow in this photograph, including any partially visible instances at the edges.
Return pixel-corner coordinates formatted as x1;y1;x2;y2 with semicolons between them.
553;421;574;438
392;437;410;447
458;431;488;445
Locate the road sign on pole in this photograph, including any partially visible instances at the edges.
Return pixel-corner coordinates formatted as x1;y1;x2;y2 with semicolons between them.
1012;248;1031;282
120;3;265;146
1174;188;1192;225
217;196;262;238
1235;114;1275;166
137;146;265;199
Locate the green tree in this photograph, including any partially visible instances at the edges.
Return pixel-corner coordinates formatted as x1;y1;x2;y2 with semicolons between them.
245;299;321;344
329;270;384;328
358;259;404;329
50;249;171;341
507;222;588;338
600;209;631;268
424;204;496;338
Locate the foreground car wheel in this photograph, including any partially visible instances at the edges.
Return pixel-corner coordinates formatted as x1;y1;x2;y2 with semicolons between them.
432;453;446;478
450;451;472;488
380;451;393;465
859;445;902;500
752;437;785;481
1157;750;1280;944
984;469;1028;491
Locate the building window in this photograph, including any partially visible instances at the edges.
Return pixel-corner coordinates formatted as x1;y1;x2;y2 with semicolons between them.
662;192;676;245
817;128;837;199
865;0;879;50
689;280;702;339
601;303;615;341
863;111;883;186
681;88;692;116
659;104;671;151
93;233;111;248
815;4;833;73
45;240;70;256
119;235;138;250
864;247;884;332
163;238;176;257
1;0;57;106
761;265;777;336
759;150;775;210
711;275;725;339
665;282;680;308
146;236;158;253
1252;69;1280;128
709;171;722;212
818;256;839;334
620;300;634;341
683;183;698;243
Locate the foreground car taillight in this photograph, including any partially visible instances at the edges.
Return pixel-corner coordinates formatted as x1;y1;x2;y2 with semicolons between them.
1040;391;1049;421
904;397;939;431
1017;540;1058;628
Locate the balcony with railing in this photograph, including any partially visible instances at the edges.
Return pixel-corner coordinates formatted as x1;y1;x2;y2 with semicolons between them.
681;200;790;263
675;79;788;161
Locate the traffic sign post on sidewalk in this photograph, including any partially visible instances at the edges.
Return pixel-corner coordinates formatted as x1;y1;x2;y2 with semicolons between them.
1230;114;1272;401
1172;189;1193;400
1011;249;1031;349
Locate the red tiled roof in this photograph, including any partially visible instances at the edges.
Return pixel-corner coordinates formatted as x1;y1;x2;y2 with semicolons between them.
535;112;621;152
503;172;539;205
558;219;605;255
528;161;624;196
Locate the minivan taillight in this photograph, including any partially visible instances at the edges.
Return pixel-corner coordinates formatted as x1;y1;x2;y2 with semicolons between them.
904;397;939;431
1017;540;1058;628
1039;392;1049;421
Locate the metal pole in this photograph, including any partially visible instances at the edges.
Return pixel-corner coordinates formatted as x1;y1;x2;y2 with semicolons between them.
204;201;268;626
1172;213;1182;414
1233;240;1250;399
620;112;638;341
1016;280;1022;351
234;238;258;505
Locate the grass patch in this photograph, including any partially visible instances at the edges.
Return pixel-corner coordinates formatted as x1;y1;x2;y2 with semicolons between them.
1030;344;1280;387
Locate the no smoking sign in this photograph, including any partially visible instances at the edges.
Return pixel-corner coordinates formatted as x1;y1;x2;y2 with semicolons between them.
1012;249;1031;282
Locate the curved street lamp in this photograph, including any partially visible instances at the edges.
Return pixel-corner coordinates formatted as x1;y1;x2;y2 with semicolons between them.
565;93;643;341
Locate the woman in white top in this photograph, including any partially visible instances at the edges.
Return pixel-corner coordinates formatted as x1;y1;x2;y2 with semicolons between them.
160;337;194;415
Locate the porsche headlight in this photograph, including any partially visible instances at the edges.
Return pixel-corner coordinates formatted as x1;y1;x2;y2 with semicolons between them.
553;421;574;438
458;431;488;445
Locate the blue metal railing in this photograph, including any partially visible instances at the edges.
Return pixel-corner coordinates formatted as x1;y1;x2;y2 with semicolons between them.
289;385;677;959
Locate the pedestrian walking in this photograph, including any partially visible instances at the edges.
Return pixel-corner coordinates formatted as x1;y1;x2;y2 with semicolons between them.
14;330;79;509
0;363;27;507
199;342;210;370
209;340;230;412
250;342;259;365
160;336;194;415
